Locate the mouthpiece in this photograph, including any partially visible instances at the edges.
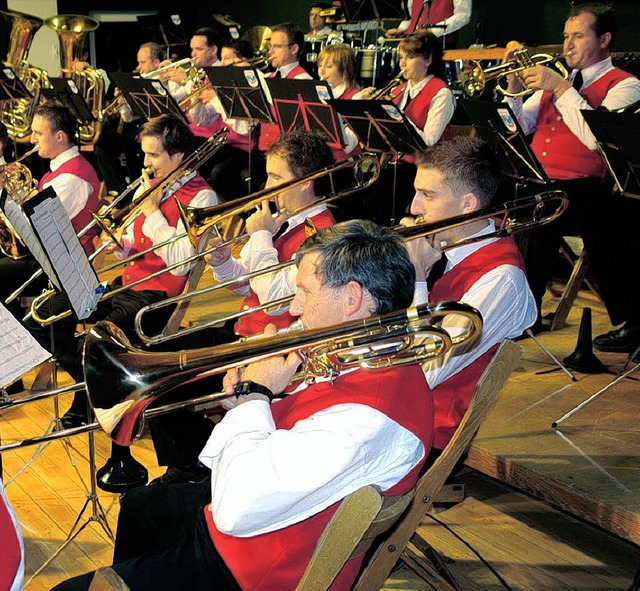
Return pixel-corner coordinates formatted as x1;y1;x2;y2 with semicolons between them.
565;50;573;57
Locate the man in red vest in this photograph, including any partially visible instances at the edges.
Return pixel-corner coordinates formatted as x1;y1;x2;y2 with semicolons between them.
53;219;433;591
403;136;537;452
384;0;472;48
504;3;640;349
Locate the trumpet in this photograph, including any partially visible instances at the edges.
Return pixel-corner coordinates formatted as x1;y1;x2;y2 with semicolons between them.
140;57;194;79
0;300;482;450
459;48;569;98
368;70;405;100
133;190;569;347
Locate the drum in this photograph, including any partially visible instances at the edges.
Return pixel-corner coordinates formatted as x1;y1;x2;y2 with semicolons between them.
358;46;398;88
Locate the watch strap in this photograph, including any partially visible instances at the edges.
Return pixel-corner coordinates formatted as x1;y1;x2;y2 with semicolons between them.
234;380;274;401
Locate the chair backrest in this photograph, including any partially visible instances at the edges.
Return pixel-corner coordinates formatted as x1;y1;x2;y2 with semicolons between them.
295;339;523;591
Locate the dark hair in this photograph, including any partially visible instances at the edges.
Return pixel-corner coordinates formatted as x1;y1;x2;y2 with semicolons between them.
414;136;500;208
136;114;195;157
193;27;222;51
33;103;78;145
271;23;305;56
222;39;254;60
297;219;415;314
266;128;334;193
0;122;8;149
399;30;445;79
310;2;332;10
567;2;616;48
139;41;163;62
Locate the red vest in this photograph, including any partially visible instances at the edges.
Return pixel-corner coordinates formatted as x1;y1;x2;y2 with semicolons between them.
39;154;100;255
408;0;454;35
429;238;525;449
121;174;213;297
531;68;635;181
258;64;312;152
234;209;336;337
205;364;433;590
0;489;21;591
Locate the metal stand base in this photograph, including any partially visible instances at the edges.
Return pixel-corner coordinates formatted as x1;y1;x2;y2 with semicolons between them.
526;328;577;382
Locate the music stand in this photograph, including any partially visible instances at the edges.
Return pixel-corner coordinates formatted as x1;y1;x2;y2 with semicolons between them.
0;65;32;103
40;77;95;124
108;72;188;124
582;109;640;200
266;78;345;151
136;14;189;59
340;0;407;22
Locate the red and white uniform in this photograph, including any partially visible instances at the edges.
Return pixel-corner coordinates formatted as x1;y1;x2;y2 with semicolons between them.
0;479;24;591
413;223;537;449
508;57;640;181
117;171;219;298
258;62;313;152
211;205;335;337
38;147;100;254
200;363;433;590
398;0;472;39
328;82;361;163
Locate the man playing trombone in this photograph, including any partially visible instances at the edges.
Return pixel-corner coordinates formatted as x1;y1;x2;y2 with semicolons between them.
25;113;220;430
54;219;435;591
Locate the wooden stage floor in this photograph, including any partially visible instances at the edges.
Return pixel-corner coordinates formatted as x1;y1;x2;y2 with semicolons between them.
1;272;640;589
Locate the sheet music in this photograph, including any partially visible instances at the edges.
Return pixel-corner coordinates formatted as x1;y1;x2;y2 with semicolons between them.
26;191;101;320
1;193;61;291
0;302;50;389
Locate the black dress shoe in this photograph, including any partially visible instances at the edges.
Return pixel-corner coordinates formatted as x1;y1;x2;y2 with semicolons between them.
59;409;89;429
593;321;640;353
150;462;211;486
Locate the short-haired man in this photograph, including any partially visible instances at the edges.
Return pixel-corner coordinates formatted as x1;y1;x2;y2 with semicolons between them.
504;3;640;349
53;218;433;591
404;136;536;451
307;3;334;37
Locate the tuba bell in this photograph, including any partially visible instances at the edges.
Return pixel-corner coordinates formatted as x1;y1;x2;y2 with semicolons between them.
0;9;51;142
44;15;104;145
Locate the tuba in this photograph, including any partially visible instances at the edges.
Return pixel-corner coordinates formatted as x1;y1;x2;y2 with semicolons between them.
0;9;51;142
45;15;104;145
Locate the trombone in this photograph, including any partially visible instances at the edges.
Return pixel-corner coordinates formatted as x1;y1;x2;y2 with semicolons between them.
0;300;482;450
133;189;569;346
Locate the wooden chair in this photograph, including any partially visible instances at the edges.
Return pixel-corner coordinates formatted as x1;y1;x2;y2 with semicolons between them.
296;339;523;591
88;567;130;591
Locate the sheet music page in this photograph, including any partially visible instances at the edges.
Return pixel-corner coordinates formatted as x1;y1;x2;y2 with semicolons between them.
26;190;101;320
0;302;50;389
1;193;61;291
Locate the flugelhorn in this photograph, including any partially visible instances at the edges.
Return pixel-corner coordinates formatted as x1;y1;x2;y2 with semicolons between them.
133;190;569;347
0;301;482;451
459;48;569;98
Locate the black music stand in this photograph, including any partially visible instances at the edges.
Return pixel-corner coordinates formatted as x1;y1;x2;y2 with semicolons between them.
40;77;95;124
108;72;188;124
266;78;345;151
582;109;640;200
0;65;32;103
340;0;407;22
137;14;189;59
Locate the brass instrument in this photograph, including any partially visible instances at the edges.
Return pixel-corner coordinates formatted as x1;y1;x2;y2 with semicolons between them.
26;128;229;326
459;48;569;98
140;57;194;80
0;300;482;450
0;9;50;143
45;15;105;145
0;146;39;259
368;70;405;100
133;190;569;347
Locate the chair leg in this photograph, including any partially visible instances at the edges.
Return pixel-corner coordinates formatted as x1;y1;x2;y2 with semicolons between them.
401;533;458;590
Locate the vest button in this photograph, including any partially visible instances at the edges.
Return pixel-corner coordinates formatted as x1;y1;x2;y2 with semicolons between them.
545;138;551;143
556;115;562;121
140;237;145;243
550;126;556;132
130;261;135;266
243;305;249;310
125;274;131;280
541;151;547;157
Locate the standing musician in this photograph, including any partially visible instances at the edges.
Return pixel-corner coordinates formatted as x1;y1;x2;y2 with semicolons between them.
384;0;472;48
53;219;433;591
0;104;101;395
402;136;536;452
503;2;640;345
206;128;336;338
24;114;220;429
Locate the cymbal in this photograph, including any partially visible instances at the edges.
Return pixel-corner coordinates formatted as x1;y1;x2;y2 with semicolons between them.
242;25;272;54
212;13;240;28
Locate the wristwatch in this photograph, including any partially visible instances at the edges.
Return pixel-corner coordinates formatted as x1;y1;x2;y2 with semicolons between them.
234;380;274;401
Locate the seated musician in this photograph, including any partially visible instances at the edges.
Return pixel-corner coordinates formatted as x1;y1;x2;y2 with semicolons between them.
307;2;334;37
0;105;101;394
53;218;434;591
403;136;536;452
23;114;220;430
206;128;336;338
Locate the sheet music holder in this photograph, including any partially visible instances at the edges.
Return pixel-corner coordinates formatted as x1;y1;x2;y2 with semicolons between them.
136;14;189;57
108;72;188;124
340;0;407;22
460;98;550;186
40;77;94;122
266;78;345;150
582;109;640;200
202;66;273;124
0;187;101;320
329;98;427;155
0;65;32;103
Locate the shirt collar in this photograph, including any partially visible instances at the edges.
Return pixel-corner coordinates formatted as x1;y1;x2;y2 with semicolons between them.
278;61;300;78
443;219;497;267
407;74;433;98
50;146;80;171
574;57;613;88
282;202;328;235
331;81;348;98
